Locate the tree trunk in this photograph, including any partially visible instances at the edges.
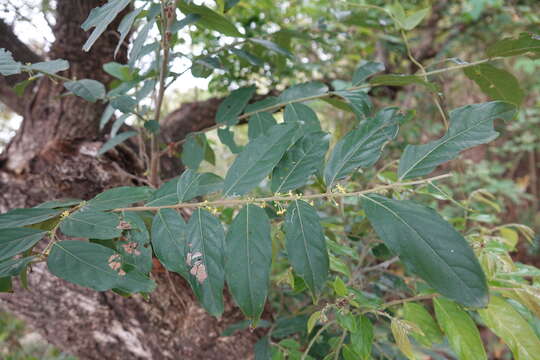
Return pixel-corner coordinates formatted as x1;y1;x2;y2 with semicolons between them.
0;1;256;358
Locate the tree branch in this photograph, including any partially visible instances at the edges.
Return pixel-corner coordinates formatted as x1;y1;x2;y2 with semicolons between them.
0;18;42;115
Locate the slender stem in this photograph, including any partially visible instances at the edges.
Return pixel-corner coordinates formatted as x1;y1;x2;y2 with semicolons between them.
360;256;399;273
301;321;334;360
333;330;347;360
400;29;448;129
112;173;451;212
149;1;174;187
379;293;438;310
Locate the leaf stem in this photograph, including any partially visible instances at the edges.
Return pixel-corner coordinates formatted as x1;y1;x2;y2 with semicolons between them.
112;173;452;212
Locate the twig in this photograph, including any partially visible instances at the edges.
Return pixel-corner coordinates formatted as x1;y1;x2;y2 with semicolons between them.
333;330;347;360
400;29;449;129
360;256;399;273
301;321;334;360
149;1;175;187
112;173;452;212
379;294;438;310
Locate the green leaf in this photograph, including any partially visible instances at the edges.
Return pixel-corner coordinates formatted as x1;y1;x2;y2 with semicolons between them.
26;59;69;74
0;256;35;277
401;7;430;30
103;62;133;81
216;86;256;126
362;194;488;308
0;208;61;229
324;107;401;188
182;134;206;169
307;311;322;333
218;127;243;153
245;96;278;113
464;64;524;106
272;315;308;339
98;131;138;155
86;186;153;210
115;8;142;58
47;240;155;292
334;89;372;119
486;32;540;58
223;123;298;197
279;81;328;103
110;95;137;113
60;208;121;240
249;38;293;58
284;200;329;296
128;18;156;67
64;79;106;102
0;48;21;75
352;61;385;85
333;277;348;297
13;79;33;96
186;209;226;316
81;0;131;52
254;336;272;360
224;0;240;12
170;14;200;33
397;101;516;180
248;112;276;140
370;74;438;92
0;228;47;261
191;56;220;78
391;318;416;360
283;103;321;133
0;277;12;292
403;303;443;347
99;104;115;129
177;2;242;37
144;119;160;134
225;204;271;320
34;198;81;209
434;297;487;360
271;131;329;193
151;209;188;277
349;316;373;360
111;114;133;138
479;296;540;360
177;169;223;202
146;178;179;206
231;48;264;66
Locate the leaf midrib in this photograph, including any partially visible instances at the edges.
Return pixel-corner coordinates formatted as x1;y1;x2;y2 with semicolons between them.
294;200;316;288
245;206;255;315
224;127;292;197
156;211;184;267
54;242;118;280
275;140;317;193
364;196;474;294
399;107;509;180
328;120;395;186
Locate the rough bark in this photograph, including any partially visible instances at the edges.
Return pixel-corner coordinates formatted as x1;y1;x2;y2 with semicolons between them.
0;18;43;115
0;1;256;359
